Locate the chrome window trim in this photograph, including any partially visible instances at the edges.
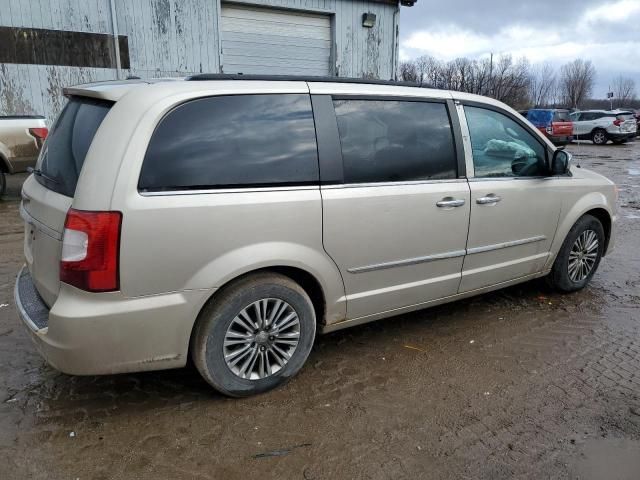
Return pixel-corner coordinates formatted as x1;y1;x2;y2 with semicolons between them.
468;176;560;182
466;235;547;255
348;249;467;274
322;178;468;190
455;101;475;178
139;185;319;196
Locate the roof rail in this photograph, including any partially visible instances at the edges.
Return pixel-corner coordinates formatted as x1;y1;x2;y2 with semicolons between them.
185;73;432;88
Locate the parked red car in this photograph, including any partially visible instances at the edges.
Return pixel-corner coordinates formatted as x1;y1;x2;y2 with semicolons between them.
522;109;573;145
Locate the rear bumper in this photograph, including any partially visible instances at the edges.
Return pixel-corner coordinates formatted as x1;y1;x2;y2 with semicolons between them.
607;132;636;141
548;135;573;145
15;265;212;375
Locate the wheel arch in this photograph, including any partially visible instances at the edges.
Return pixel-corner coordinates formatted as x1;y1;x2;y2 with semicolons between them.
186;265;332;363
545;193;614;269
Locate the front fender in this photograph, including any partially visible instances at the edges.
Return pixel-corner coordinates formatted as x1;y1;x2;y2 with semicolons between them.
545;191;615;270
189;241;347;325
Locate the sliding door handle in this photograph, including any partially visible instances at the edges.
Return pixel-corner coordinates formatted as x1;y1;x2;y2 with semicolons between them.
436;198;466;208
476;194;501;205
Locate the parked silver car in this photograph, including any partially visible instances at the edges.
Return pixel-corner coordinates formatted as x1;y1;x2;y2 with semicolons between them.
570;109;637;145
0;115;48;196
15;76;617;396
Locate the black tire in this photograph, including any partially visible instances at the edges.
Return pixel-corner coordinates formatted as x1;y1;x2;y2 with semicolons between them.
547;215;605;292
0;172;6;198
591;129;608;145
191;272;316;397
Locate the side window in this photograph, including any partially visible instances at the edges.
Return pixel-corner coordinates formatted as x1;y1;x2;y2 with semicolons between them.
332;99;457;183
464;106;548;178
139;94;318;191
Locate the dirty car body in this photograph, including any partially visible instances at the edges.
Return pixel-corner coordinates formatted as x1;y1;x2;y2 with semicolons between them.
0;116;47;194
15;76;617;396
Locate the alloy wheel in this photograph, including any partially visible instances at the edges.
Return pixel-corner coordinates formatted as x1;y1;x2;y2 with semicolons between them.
223;298;301;380
568;229;599;282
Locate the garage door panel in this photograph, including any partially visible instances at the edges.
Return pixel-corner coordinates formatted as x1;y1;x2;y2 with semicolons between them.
223;55;329;70
221;4;331;76
221;6;331;28
223;32;331;49
223;44;331;61
222;18;330;40
222;63;330;76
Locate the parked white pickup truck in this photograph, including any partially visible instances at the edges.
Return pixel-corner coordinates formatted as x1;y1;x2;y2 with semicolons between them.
0;115;48;196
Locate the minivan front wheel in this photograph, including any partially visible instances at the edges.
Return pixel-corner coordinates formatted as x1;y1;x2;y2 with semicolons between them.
191;272;316;397
547;215;605;292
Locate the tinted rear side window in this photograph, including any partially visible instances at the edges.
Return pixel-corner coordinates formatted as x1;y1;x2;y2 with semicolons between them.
333;100;457;183
139;94;318;191
37;97;112;197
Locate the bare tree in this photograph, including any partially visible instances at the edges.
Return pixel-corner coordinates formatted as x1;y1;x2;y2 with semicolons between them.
612;75;636;107
399;61;419;83
560;59;596;109
528;62;556;107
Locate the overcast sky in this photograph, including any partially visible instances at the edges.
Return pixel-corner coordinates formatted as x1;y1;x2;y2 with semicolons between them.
399;0;640;97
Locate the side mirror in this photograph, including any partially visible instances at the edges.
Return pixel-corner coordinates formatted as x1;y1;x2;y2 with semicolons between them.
551;149;571;175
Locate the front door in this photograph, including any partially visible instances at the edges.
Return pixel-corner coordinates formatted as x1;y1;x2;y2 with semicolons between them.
321;98;470;320
459;104;562;292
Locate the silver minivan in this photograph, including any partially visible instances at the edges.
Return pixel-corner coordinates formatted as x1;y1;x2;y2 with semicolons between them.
16;76;617;396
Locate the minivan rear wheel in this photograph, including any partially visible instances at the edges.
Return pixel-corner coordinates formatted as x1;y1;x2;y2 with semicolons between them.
547;215;605;292
191;272;316;397
591;129;608;145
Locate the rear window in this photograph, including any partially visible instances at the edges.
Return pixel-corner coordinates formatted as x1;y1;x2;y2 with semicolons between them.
139;94;318;191
36;97;112;197
553;111;571;122
616;113;634;121
525;110;553;126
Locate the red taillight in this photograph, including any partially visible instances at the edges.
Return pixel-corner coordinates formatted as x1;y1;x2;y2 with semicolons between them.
60;209;122;292
29;127;48;139
613;119;623;127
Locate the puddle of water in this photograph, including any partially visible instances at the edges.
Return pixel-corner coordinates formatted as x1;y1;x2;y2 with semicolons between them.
629;169;640;176
570;438;640;480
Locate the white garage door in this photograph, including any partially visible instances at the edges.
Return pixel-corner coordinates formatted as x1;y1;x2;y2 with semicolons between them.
220;4;331;76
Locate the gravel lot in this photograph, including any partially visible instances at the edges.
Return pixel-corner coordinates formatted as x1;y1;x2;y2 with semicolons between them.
1;141;639;479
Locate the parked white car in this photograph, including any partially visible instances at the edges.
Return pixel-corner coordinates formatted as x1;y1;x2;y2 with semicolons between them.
570;110;637;145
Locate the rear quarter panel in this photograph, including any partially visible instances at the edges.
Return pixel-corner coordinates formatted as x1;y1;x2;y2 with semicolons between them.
97;82;347;325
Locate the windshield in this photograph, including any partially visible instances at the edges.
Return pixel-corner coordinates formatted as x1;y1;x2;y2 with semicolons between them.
36;97;113;197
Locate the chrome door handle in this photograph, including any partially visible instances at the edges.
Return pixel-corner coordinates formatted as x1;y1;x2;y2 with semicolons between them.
476;194;501;205
436;198;466;208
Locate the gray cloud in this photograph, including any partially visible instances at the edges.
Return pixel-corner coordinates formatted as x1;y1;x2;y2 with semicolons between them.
399;0;640;96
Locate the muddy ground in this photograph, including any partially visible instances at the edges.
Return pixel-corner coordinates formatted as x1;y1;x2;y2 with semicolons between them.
1;141;639;479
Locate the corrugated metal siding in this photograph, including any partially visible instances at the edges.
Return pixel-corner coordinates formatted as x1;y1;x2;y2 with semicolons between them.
221;4;331;75
0;0;400;123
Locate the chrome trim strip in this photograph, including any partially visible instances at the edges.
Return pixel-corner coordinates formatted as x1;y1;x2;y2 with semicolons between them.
347;249;466;274
19;203;63;241
139;185;319;196
468;176;557;182
467;235;547;255
14;265;47;334
322;178;467;189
